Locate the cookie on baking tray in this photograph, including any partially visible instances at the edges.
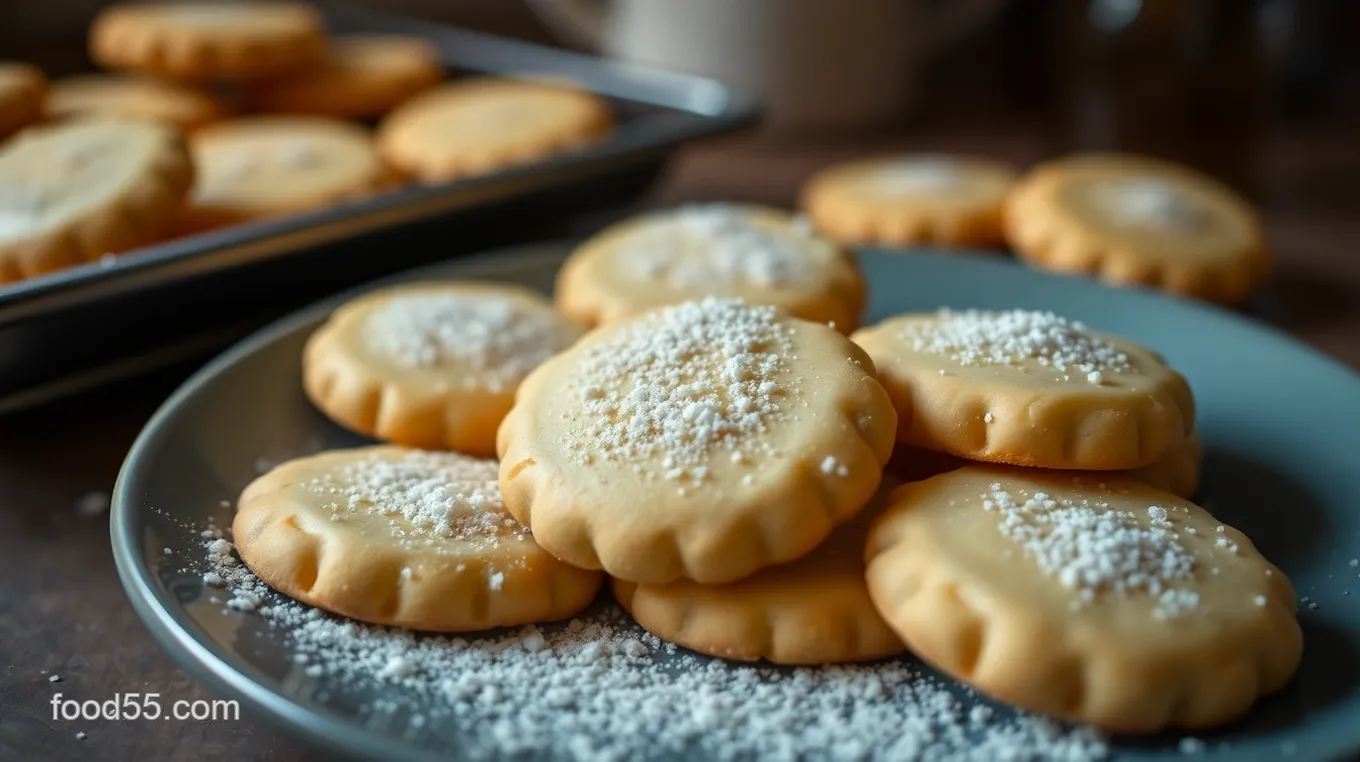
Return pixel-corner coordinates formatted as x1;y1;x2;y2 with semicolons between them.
0;118;193;282
612;476;906;665
246;34;444;119
864;465;1302;732
181;116;393;232
555;204;866;332
46;74;227;133
376;77;612;182
90;1;325;81
0;62;47;141
1004;154;1269;304
235;446;603;632
497;297;898;585
304;282;583;456
852;309;1195;471
801;154;1017;248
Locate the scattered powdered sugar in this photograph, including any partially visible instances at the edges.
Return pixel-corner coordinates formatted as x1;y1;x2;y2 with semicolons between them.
364;291;569;391
981;483;1198;618
624;205;825;291
310;451;520;552
1087;179;1209;233
871;157;963;194
565;299;797;488
197;533;1109;762
906;310;1134;383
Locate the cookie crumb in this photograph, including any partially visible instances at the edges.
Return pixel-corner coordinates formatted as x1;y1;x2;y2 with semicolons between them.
76;731;87;740
48;674;61;683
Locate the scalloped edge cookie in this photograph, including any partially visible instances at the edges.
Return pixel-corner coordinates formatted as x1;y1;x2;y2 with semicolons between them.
800;154;1017;248
304;281;583;456
555;204;867;332
497;300;898;585
90;2;325;81
865;466;1303;732
0;118;194;283
234;446;604;632
1004;154;1270;305
0;62;47;140
852;311;1196;470
376;77;613;183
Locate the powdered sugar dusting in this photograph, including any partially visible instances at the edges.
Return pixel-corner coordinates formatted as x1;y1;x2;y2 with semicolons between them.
309;451;521;552
197;533;1108;762
364;290;571;391
982;482;1198;618
564;298;796;488
624;205;825;291
906;310;1134;383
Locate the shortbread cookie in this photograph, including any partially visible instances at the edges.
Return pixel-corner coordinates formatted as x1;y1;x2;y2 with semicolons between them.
91;1;325;81
1004;154;1269;304
247;34;444;118
889;431;1203;499
182;117;393;232
0;62;46;140
377;78;612;182
801;154;1016;248
612;477;905;664
865;466;1302;732
46;74;226;133
556;204;866;332
852;309;1194;470
0;118;192;282
304;282;583;456
498;298;898;585
235;447;603;631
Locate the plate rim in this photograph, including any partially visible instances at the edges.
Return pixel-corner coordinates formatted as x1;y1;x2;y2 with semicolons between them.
111;241;1360;762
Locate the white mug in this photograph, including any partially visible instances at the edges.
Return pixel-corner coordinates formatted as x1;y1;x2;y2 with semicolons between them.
528;0;1003;132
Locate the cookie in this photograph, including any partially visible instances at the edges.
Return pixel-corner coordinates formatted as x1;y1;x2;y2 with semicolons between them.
376;78;612;182
0;118;193;282
182;116;393;232
612;477;906;665
90;1;325;81
235;446;603;632
556;204;866;332
498;298;898;585
46;74;226;133
304;282;584;456
247;34;444;118
865;466;1302;732
852;309;1195;470
801;154;1016;248
0;62;46;140
1004;154;1269;304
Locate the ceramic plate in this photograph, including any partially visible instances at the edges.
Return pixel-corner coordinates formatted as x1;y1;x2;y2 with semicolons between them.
112;242;1360;761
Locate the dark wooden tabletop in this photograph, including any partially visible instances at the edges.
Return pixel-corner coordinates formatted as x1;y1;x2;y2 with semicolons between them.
3;5;1360;760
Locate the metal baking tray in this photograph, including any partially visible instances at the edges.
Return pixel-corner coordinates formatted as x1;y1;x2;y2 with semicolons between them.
0;2;757;413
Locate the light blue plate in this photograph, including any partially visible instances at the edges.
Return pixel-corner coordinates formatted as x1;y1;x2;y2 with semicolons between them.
112;242;1360;761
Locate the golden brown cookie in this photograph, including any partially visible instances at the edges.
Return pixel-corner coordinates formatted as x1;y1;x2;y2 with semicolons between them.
612;476;905;665
852;309;1195;470
303;282;584;456
865;466;1302;732
1004;154;1269;304
801;154;1017;248
0;62;47;141
498;298;898;585
235;446;604;632
556;204;866;332
376;78;612;182
46;74;226;133
182;116;393;233
0;118;193;282
246;34;444;118
91;1;325;81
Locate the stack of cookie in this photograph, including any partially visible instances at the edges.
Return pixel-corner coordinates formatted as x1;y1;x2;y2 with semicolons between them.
233;202;1301;735
800;152;1269;305
0;1;613;283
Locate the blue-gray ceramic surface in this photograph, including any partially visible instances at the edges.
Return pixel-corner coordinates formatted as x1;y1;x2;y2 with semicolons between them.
112;242;1360;762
